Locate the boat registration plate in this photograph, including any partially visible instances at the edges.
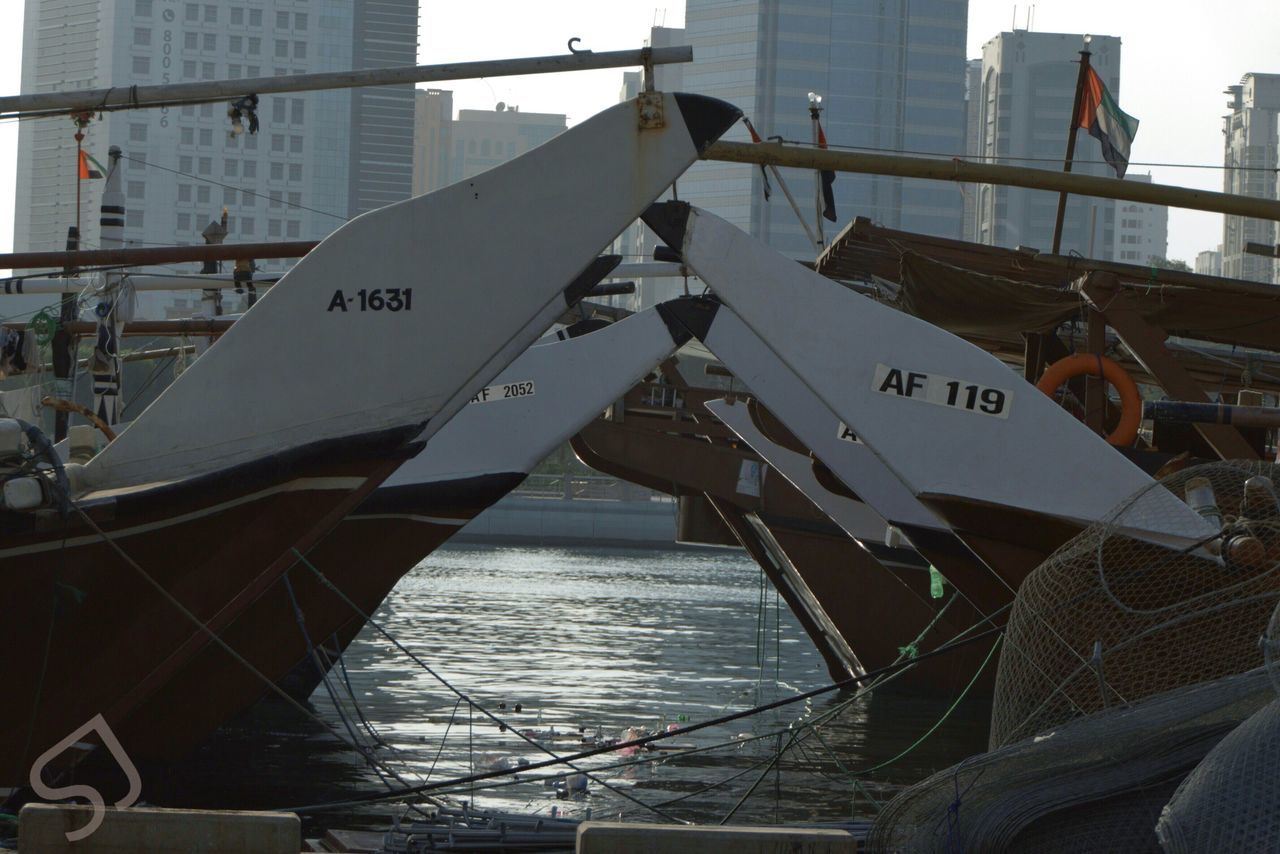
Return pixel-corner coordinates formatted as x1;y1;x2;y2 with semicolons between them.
469;380;536;404
872;364;1011;419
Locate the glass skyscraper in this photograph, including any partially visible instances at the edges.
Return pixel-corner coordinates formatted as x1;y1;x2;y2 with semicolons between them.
679;0;969;260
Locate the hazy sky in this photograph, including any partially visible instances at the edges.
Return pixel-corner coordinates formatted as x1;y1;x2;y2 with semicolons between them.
1;0;1277;265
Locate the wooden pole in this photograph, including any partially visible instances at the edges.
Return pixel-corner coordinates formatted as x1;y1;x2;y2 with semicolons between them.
1051;47;1093;254
0;46;694;119
701;142;1280;223
0;240;318;271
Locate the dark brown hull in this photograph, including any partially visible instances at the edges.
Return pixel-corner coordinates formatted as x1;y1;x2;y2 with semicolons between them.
115;473;524;761
2;427;420;785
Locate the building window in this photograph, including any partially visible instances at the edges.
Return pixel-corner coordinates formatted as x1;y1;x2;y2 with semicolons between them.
126;181;145;199
177;213;191;231
242;161;257;178
248;9;262;27
286;220;300;238
276;11;289;29
129;124;148;142
275;40;288;58
271;99;286;123
269;191;282;209
270;162;284;181
229;35;242;53
246;65;260;77
240;216;254;235
198;157;211;175
290;99;304;124
289;136;302;154
288;163;302;182
131;56;150;75
184;3;199;22
199;103;213;118
182;60;196;79
199;128;212;146
133;28;151;46
287;192;301;208
230;6;243;25
178;155;193;173
228;64;241;79
126;210;144;228
248;37;261;55
201;62;215;79
184;32;197;50
203;33;216;51
244;133;258;150
180;127;194;145
270;135;284;153
294;13;308;30
181;104;195;117
224;188;237;204
293;42;306;59
177;184;192;202
135;0;153;16
241;191;255;207
203;4;217;23
196;185;210;203
268;219;281;237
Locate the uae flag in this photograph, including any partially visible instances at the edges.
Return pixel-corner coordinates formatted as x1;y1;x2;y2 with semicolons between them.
78;150;104;180
1077;66;1138;178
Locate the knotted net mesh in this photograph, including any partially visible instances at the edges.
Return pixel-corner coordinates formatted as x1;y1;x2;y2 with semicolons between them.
869;461;1280;852
990;460;1280;749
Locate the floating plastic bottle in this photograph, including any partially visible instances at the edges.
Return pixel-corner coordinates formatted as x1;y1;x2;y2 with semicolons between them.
929;565;946;599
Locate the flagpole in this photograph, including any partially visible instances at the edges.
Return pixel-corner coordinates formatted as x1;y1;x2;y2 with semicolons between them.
809;93;825;248
1051;36;1093;255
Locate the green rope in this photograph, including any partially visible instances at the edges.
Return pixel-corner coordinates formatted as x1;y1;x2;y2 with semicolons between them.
28;307;59;346
850;634;1003;779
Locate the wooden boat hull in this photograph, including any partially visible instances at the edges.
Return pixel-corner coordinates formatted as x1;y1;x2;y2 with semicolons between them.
120;306;689;758
1;427;418;785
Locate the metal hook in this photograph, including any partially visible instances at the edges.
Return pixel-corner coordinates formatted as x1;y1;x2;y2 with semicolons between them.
567;37;590;55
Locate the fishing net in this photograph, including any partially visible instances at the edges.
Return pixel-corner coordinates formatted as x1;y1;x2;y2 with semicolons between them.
1154;601;1280;852
868;461;1280;853
865;667;1273;853
990;460;1280;749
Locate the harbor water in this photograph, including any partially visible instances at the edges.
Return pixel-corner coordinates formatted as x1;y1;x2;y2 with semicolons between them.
141;543;992;834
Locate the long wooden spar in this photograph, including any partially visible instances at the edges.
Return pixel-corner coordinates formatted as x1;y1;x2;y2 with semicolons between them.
703;141;1280;223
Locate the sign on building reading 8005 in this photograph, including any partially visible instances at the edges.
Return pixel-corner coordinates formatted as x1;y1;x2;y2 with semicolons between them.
872;363;1012;419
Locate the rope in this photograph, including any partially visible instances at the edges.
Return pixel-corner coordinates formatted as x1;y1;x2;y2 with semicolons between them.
280;624;1004;812
288;547;685;823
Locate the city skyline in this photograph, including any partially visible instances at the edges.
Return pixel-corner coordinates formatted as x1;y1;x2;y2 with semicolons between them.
0;1;1277;271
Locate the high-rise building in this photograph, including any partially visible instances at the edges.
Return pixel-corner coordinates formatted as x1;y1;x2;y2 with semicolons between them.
1196;247;1224;277
413;89;453;195
1112;173;1168;264
1222;74;1280;284
447;106;565;186
677;0;970;260
14;0;418;277
962;57;983;241
974;31;1120;258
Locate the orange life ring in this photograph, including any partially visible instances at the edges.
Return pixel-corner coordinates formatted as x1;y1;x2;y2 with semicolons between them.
1036;354;1141;447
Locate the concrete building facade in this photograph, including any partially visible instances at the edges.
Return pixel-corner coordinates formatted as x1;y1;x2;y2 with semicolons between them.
1221;74;1280;284
1111;173;1168;264
412;88;453;196
676;0;970;261
1196;247;1223;277
974;31;1121;259
15;0;418;279
447;107;566;186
